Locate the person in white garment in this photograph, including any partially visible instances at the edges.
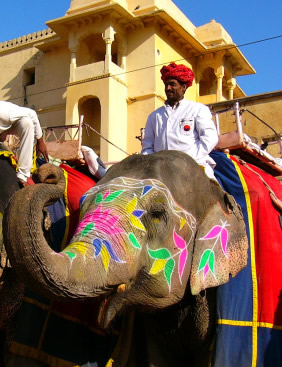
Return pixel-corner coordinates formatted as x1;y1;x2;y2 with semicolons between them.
141;62;218;179
80;145;107;179
0;101;49;186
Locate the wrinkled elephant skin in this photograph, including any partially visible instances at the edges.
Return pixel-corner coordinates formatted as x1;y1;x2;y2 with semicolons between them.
3;150;248;366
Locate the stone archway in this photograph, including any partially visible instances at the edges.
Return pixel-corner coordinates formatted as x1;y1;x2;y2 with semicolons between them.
79;97;101;154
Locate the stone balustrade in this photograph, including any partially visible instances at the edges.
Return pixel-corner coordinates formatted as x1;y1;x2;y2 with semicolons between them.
0;28;55;51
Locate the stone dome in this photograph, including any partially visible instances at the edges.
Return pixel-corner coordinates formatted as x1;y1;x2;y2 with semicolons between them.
195;19;233;47
66;0;102;15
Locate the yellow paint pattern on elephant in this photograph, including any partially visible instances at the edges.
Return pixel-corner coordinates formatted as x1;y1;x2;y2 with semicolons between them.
127;196;137;213
150;259;167;274
130;215;146;232
65;242;89;256
101;244;110;270
180;217;186;230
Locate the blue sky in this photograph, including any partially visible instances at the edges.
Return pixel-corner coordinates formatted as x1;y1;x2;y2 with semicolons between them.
1;0;281;96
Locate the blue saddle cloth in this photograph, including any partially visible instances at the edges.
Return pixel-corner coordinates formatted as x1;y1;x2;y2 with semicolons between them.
211;151;282;367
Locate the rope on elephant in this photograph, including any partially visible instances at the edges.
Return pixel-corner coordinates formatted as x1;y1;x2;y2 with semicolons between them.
239;158;282;212
83;123;130;156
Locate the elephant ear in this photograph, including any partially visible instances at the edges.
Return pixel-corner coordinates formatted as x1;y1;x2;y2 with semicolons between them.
190;193;248;295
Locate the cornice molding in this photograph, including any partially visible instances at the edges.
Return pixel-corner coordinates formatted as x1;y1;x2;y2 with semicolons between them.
127;93;165;104
66;72;127;87
0;29;55;53
37;103;66;115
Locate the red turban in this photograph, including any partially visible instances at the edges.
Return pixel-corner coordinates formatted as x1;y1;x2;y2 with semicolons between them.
160;62;194;87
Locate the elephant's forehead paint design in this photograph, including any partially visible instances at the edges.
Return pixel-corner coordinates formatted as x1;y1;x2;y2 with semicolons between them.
63;177;196;279
81;177;196;229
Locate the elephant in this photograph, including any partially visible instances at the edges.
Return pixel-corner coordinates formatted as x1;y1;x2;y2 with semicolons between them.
0;145;24;365
3;150;248;366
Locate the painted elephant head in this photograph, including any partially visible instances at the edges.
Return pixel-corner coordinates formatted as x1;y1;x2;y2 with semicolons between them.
4;150;248;328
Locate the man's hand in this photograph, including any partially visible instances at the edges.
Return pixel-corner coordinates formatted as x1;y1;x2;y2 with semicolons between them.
36;137;49;162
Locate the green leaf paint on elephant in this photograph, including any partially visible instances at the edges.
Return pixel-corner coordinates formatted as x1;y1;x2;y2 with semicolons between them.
148;248;171;260
104;190;124;202
128;233;141;249
95;192;103;204
198;249;215;279
82;222;94;236
164;258;175;287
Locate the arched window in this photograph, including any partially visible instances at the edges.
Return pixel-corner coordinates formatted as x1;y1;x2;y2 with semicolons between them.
79;97;101;155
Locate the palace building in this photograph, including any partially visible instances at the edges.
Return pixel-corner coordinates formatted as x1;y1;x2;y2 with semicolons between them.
2;0;274;162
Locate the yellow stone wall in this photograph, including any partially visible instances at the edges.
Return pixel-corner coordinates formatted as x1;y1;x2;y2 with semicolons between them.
0;43;68;127
0;48;39;104
0;0;258;163
209;92;282;158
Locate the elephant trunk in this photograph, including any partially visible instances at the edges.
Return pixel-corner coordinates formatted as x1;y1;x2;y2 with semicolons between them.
3;164;114;301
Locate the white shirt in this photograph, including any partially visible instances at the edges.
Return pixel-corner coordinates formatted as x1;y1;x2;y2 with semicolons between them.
141;99;218;168
0;101;42;139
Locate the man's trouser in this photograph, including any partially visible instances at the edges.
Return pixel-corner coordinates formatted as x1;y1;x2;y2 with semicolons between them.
0;117;35;182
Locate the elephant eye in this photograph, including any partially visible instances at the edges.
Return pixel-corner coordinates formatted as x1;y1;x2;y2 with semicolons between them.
144;197;168;226
151;209;163;218
150;209;167;223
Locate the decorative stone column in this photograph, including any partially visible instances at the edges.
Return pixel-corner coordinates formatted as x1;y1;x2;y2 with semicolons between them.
103;26;116;74
68;32;78;83
215;65;224;102
105;39;113;70
227;77;236;100
121;55;126;70
69;48;77;82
